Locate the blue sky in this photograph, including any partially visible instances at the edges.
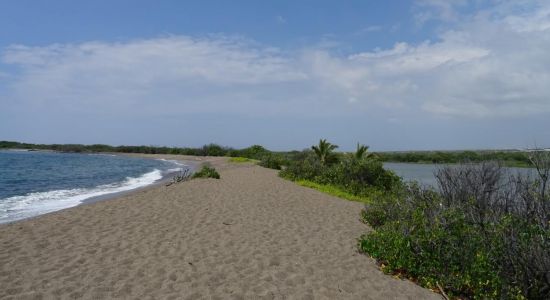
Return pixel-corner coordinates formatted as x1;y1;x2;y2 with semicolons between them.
0;1;422;48
1;0;549;151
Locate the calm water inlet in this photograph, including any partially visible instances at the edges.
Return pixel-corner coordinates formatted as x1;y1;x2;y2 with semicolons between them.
383;162;536;187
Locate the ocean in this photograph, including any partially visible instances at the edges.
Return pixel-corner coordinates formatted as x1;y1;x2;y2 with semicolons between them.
0;150;188;223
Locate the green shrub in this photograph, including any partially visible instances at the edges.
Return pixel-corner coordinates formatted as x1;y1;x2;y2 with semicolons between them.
360;204;502;299
192;165;220;179
259;154;287;170
321;157;400;192
280;152;400;195
360;162;550;299
280;151;324;181
227;145;270;160
199;144;229;156
360;193;397;227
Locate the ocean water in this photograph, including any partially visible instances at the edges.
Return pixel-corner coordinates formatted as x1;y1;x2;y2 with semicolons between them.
0;150;188;223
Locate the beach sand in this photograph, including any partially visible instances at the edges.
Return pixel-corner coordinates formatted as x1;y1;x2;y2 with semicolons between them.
0;155;440;299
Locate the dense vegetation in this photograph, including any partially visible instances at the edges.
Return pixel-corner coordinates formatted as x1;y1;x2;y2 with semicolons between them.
0;140;237;156
376;150;532;167
279;140;398;203
360;155;550;299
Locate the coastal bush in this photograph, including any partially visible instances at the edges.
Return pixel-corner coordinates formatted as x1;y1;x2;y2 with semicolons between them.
192;165;221;179
228;145;270;160
323;157;400;192
258;153;286;170
277;146;393;203
375;150;532;167
360;159;550;299
280;151;400;195
360;184;503;299
199;144;230;156
280;151;324;181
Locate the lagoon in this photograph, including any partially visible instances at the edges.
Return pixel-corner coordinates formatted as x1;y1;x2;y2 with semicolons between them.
384;162;536;187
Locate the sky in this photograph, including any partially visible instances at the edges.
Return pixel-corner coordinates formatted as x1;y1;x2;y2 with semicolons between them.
0;0;549;151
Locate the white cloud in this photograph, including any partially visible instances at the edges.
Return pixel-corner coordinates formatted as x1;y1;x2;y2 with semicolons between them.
4;37;304;85
313;1;550;117
1;36;314;117
2;2;550;120
503;5;550;32
413;0;469;24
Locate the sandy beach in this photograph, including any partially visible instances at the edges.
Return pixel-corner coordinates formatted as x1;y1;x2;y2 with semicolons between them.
0;155;440;299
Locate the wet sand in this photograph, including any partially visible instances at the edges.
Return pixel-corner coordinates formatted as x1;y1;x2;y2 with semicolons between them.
0;155;440;299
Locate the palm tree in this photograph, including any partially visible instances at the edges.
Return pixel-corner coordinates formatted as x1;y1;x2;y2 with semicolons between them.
354;143;377;160
312;139;338;165
355;143;369;159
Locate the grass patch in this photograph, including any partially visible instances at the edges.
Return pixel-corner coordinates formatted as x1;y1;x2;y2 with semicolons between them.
229;157;258;163
294;179;371;204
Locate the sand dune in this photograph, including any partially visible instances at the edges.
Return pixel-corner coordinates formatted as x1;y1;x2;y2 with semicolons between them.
0;156;440;299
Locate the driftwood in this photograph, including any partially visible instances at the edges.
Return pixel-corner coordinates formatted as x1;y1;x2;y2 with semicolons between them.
436;282;450;300
166;168;191;186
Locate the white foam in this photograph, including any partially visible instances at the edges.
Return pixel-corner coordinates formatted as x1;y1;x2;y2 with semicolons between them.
157;159;190;175
0;169;163;224
165;167;184;173
157;158;188;166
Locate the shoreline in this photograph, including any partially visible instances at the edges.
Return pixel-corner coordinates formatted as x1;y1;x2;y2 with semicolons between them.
0;153;200;226
80;154;206;206
0;155;440;299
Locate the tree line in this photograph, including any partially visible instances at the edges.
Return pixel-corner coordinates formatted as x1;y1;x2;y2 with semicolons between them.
375;150;532;167
0;140;534;167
